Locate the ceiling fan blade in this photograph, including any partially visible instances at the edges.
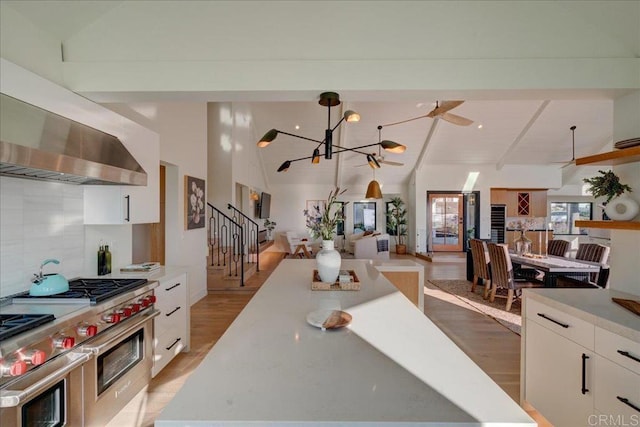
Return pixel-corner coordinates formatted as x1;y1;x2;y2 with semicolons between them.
440;112;474;126
561;160;575;169
427;100;465;118
380;159;404;166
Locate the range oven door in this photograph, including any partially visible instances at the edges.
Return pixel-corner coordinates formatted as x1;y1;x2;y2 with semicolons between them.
0;350;91;427
82;309;158;427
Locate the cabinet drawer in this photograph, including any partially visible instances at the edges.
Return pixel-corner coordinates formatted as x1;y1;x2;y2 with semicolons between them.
594;355;640;419
152;325;185;377
155;274;187;312
526;298;594;349
595;327;640;375
155;305;187;333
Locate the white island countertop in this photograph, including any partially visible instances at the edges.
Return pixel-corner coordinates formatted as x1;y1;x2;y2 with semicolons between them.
155;259;534;426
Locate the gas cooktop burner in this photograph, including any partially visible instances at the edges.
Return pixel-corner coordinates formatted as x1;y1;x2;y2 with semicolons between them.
0;313;55;341
13;278;149;305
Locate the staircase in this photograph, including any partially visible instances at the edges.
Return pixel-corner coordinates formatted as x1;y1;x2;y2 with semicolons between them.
207;202;261;291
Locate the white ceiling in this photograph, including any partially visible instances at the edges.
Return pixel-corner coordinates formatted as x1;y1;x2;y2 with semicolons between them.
252;97;614;188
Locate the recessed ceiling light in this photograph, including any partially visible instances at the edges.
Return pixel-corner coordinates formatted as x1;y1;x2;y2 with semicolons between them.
295;125;300;130
477;124;483;129
416;102;425;108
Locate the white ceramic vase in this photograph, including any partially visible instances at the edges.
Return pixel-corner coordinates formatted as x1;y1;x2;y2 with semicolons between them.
316;240;341;283
604;195;640;221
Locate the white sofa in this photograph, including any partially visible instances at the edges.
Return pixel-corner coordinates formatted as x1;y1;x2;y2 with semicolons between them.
353;233;390;260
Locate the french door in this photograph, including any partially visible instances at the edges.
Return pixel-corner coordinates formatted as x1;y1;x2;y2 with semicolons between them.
429;193;464;251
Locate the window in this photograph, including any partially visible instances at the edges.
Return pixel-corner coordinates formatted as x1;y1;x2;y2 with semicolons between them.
353;202;376;233
550;202;592;235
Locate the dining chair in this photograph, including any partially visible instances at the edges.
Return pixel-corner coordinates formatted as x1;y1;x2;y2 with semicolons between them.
487;243;544;311
547;239;570;257
566;243;610;286
469;239;491;299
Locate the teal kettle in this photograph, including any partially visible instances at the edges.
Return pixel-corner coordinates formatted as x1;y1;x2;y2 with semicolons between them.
29;259;70;296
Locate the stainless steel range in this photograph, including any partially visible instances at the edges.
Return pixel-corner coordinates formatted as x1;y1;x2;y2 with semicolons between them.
0;277;158;427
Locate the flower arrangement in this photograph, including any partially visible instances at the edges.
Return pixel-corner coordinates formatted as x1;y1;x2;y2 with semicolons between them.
583;170;632;203
508;218;537;232
304;188;348;241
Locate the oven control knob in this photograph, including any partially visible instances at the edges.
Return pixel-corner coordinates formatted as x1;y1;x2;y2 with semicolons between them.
23;350;46;366
53;336;75;350
140;298;151;308
103;313;121;324
0;359;28;377
120;307;133;317
130;303;141;313
78;325;98;337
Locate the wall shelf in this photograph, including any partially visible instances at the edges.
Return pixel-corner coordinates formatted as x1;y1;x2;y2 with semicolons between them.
575;220;640;231
575;146;640;166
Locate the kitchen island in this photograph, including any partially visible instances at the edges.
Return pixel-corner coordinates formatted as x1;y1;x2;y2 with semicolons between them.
155;259;534;426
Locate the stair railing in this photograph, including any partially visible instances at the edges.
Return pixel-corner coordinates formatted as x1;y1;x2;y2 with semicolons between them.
207;202;245;286
227;203;260;272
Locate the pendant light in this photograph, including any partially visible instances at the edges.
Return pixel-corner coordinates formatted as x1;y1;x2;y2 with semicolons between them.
365;169;383;199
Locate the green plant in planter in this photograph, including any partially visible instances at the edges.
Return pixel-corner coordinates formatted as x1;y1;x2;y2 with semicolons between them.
583;170;632;203
386;197;407;252
263;218;276;239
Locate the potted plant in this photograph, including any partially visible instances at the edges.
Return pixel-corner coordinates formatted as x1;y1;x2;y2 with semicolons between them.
583;170;638;221
263;218;276;240
386;196;408;254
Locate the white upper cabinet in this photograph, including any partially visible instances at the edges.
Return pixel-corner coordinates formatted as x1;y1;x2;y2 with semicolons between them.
84;122;159;224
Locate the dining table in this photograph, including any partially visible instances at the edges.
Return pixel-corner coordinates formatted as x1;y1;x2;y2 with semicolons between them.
509;252;602;287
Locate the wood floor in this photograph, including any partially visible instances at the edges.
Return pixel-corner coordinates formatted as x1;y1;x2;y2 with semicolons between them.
107;251;551;427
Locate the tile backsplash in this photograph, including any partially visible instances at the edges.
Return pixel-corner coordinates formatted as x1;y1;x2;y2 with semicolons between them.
0;177;85;297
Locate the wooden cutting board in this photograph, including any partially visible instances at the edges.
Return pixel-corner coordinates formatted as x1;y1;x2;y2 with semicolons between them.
612;298;640;317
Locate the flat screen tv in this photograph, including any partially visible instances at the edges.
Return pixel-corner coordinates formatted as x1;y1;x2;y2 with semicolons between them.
258;192;271;219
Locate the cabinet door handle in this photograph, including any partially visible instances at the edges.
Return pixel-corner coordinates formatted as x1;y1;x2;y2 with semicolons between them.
581;353;590;395
165;283;181;291
617;397;640;413
165;306;181;317
166;337;181;351
537;313;569;328
617;350;640;364
124;195;130;222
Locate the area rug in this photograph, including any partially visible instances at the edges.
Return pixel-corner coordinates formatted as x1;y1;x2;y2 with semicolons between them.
426;279;522;335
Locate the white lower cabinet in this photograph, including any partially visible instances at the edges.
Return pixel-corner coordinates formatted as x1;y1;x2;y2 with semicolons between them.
524;318;594;426
153;272;189;377
594;355;640;421
523;296;640;427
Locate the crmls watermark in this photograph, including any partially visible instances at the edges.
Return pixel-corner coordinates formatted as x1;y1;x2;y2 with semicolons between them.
587;414;640;426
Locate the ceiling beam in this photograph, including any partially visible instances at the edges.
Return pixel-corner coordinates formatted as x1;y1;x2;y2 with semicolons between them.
496;100;550;170
414;118;440;172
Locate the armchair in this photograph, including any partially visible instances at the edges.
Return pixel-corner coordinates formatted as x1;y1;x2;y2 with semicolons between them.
353;233;390;260
285;231;313;257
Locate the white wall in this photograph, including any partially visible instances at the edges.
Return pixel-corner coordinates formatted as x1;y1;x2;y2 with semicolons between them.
608;90;640;295
0;177;84;297
0;5;63;85
105;102;209;304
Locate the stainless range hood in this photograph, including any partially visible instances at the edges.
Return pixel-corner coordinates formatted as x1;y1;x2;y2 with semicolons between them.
0;93;147;185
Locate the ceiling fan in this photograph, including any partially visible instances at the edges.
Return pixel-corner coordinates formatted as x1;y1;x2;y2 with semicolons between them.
381;100;474;128
554;125;577;168
356;126;405;168
426;100;474;126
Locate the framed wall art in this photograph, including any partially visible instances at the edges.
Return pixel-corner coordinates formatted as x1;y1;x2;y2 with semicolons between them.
185;175;206;230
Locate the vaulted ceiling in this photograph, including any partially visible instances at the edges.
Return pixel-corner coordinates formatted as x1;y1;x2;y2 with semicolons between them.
2;1;637;190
